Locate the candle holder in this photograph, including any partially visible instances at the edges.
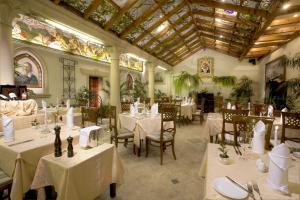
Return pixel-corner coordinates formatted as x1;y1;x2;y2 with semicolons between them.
67;136;74;157
54;125;62;157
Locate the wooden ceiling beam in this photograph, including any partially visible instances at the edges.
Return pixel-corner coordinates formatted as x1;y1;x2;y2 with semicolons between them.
265;26;300;35
120;0;169;38
191;0;269;18
253;41;284;48
201;32;244;47
277;5;300;16
104;0;138;30
240;0;287;59
84;0;105;19
257;34;292;42
172;46;203;65
193;9;256;27
142;27;171;49
132;2;186;44
270;16;300;27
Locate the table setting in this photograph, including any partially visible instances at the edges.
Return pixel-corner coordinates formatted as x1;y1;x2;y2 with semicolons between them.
200;119;300;200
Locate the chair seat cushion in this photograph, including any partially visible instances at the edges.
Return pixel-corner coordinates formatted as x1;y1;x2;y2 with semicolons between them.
111;129;134;139
147;132;173;142
0;170;12;186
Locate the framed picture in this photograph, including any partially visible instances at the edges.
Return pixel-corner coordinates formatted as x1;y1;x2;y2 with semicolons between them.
197;57;214;77
14;53;43;88
265;56;287;108
155;71;164;83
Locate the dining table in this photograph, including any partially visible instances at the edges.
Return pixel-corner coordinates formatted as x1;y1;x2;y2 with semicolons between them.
199;143;300;200
119;112;173;156
0;124;80;200
180;103;197;120
204;112;299;143
31;143;124;200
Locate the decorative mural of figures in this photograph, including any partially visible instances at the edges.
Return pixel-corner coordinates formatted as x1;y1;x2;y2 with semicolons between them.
14;53;42;88
126;74;134;91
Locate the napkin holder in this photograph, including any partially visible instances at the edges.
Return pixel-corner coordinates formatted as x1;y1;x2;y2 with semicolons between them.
88;129;101;147
54;126;62;157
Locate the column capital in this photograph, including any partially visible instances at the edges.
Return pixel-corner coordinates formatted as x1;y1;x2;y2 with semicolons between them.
0;0;25;27
106;45;125;60
146;61;157;72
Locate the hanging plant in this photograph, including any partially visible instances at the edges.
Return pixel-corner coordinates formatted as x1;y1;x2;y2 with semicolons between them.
212;76;237;87
173;71;202;95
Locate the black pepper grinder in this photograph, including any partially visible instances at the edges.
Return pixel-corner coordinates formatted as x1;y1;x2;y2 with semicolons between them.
54;125;62;157
67;136;74;157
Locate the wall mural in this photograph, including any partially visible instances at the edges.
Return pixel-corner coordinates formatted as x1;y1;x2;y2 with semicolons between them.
14;53;43;88
197;57;214;77
12;14;144;72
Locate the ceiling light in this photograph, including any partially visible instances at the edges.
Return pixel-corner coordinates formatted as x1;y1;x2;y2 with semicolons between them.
156;21;168;33
220;35;223;38
222;0;225;2
157;66;167;71
294;14;299;17
215;18;222;22
282;4;290;10
267;26;271;29
126;53;146;62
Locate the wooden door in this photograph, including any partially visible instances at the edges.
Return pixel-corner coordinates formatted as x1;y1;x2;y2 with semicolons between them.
89;76;99;107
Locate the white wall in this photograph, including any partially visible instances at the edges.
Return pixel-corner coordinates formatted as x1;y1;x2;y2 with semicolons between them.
172;49;260;100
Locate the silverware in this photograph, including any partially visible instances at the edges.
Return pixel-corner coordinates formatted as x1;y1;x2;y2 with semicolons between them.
225;176;249;194
8;139;34;147
252;181;262;200
233;146;239;155
247;182;256;200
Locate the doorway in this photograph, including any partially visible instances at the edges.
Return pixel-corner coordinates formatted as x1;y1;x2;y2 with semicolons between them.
89;76;102;107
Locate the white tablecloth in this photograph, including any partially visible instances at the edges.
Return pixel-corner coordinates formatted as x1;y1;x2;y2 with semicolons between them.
0;125;80;200
119;113;173;148
181;103;197;120
31;143;124;200
199;144;300;200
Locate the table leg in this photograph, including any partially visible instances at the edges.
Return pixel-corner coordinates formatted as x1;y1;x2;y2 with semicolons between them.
110;183;116;198
210;136;214;143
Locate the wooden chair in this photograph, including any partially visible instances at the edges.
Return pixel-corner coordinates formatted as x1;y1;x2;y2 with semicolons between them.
145;98;151;109
175;103;182;127
0;169;12;200
192;98;205;124
232;116;275;149
221;109;249;144
109;106;134;148
121;102;131;113
145;104;177;165
281;112;300;143
81;107;99;128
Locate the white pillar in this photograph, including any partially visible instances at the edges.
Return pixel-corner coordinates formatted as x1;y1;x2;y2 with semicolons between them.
0;1;17;85
108;46;121;113
147;62;155;105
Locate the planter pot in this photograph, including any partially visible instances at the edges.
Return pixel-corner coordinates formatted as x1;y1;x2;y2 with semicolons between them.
219;157;232;165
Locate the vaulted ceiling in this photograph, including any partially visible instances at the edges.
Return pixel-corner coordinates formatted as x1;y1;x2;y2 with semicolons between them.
51;0;300;66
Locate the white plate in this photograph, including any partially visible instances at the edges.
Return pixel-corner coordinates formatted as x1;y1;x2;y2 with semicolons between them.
213;177;248;200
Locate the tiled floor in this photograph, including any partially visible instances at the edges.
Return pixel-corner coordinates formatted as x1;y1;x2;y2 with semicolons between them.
97;121;208;200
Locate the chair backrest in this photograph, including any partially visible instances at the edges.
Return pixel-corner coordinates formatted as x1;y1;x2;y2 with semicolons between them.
160;104;177;141
281;112;300;143
121;102;131;113
81;107;99;128
232;115;275;149
199;98;205;111
108;105;117;133
222;109;249;124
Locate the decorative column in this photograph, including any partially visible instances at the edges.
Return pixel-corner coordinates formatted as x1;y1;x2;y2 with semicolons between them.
147;62;155;105
0;0;20;85
108;46;121;113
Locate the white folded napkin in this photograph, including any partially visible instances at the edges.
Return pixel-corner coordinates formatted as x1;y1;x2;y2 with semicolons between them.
2;115;15;143
151;103;158;115
137;97;140;103
231;105;236;110
66;107;74;130
66;99;70;109
280;107;288;124
9;93;17;99
268;143;291;194
79;126;101;148
267;105;274;117
227;102;231;109
130;104;135;115
247;102;251;110
252;120;265;154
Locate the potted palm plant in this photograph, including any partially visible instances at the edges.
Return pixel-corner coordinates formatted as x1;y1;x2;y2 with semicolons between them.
230;76;253;109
